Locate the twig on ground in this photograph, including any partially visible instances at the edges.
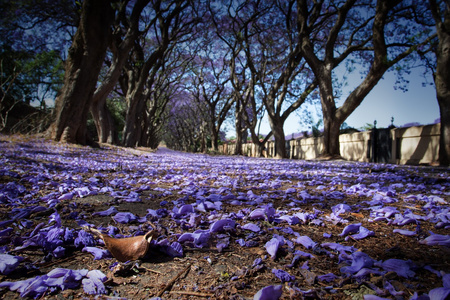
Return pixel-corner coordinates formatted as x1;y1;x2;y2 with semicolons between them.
170;291;214;297
156;263;191;297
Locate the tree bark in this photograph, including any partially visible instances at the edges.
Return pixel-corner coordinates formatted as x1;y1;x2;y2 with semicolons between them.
46;0;113;144
268;115;286;159
90;0;150;145
430;0;450;166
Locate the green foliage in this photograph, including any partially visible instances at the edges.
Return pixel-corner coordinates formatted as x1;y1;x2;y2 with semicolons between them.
0;46;64;108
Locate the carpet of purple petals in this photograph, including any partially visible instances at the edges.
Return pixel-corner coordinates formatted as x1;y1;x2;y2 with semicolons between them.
0;134;449;300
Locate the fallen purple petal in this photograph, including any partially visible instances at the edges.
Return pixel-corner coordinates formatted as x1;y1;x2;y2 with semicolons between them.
0;254;24;275
253;284;283;300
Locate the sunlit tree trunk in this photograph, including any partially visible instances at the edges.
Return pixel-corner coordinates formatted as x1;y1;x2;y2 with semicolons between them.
46;0;113;144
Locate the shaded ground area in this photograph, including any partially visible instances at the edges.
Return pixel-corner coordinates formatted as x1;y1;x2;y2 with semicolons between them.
0;134;449;299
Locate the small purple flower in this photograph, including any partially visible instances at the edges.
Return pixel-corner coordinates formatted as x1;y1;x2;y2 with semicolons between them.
265;237;281;260
272;269;295;282
253;285;282;300
74;230;96;248
420;233;450;247
0;254;24;275
92;207;118;217
294;235;316;249
242;223;260;232
113;212;138;224
339;223;361;236
340;251;374;274
83;247;111;260
375;258;415;278
82;270;108;295
209;218;235;233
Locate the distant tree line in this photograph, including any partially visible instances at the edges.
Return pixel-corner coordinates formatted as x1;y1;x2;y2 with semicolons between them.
0;0;448;165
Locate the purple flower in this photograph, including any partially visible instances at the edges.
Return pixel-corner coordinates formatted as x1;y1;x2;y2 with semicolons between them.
253;285;282;300
265;237;281;260
340;251;374;274
294;235;316;249
83;247;111;260
0;275;48;298
0;254;24;275
92;207;118;216
242;223;260;232
45;268;87;290
317;273;338;282
393;228;416;236
178;230;210;248
82;270;107;295
339;223;361;236
420;234;450;247
74;230;96;248
348;226;375;240
113;212;138;224
272;269;295;282
375;258;415;278
209;218;236;233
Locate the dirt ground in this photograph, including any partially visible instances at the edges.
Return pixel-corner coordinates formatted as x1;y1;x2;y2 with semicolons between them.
0;135;449;299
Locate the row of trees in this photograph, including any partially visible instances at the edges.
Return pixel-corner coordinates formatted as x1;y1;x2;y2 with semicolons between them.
1;0;449;164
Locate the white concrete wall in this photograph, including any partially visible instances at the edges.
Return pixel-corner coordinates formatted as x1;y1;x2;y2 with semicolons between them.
218;123;440;165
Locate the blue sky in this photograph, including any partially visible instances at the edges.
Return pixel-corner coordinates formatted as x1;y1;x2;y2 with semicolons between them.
237;69;439;138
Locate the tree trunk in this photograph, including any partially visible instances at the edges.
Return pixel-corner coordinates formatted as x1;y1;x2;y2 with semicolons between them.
91;100;118;144
322;112;342;158
122;92;145;147
234;101;244;155
46;0;113;144
268;115;286;159
432;0;450;166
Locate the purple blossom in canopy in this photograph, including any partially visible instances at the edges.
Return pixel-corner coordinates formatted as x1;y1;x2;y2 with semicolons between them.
272;269;295;282
340;252;374;274
420;234;450;247
83;247;111;260
339;223;361;236
375;259;416;278
253;285;282;300
209;218;236;233
0;254;24;275
242;223;260;232
294;235;316;249
92;207;118;216
113;212;138;224
265;237;281;260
